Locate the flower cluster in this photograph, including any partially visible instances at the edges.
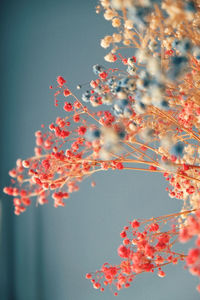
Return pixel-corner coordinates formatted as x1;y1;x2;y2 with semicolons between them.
179;210;200;292
86;210;193;295
3;0;200;295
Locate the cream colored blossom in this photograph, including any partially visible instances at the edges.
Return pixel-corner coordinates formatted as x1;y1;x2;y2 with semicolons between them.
104;52;116;62
124;19;133;29
104;8;116;20
112;17;121;27
112;33;122;43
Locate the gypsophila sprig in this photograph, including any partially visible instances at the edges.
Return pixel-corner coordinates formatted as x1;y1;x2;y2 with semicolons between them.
4;0;200;295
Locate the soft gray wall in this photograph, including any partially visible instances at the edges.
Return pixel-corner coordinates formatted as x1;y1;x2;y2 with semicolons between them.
0;0;199;299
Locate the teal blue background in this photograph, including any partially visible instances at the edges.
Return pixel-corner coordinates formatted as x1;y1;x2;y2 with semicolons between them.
0;0;199;299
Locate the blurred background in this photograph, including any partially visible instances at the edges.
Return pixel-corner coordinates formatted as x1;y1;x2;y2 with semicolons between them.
0;0;199;299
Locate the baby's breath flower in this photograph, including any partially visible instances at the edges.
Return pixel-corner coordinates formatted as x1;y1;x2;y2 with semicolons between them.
112;32;122;43
104;8;116;20
124;19;133;29
104;52;116;62
112;17;121;27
